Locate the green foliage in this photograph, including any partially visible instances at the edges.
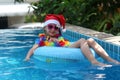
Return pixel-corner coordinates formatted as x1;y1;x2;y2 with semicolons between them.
26;0;120;35
25;15;38;22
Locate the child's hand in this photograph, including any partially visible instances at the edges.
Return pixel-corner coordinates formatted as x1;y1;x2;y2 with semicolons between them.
49;38;59;42
24;57;30;61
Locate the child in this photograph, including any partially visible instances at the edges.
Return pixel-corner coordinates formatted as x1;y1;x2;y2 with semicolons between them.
24;14;120;66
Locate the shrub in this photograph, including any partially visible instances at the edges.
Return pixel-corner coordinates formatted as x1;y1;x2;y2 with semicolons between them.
26;0;120;35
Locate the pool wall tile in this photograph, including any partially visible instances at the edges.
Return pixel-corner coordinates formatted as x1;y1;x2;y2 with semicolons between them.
113;45;119;53
118;47;120;59
119;47;120;54
110;43;114;52
106;42;110;52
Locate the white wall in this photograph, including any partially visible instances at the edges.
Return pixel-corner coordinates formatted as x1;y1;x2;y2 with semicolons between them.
0;0;39;4
0;0;38;28
0;0;14;4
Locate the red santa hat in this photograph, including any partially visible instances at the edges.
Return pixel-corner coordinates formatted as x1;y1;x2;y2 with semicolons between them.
44;14;66;32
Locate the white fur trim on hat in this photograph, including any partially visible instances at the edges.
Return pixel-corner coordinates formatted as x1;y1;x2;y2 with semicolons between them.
44;20;61;27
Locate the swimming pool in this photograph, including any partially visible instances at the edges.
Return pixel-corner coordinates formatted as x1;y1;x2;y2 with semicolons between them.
0;29;120;80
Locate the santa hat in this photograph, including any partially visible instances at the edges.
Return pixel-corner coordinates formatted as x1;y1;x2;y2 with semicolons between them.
43;14;66;32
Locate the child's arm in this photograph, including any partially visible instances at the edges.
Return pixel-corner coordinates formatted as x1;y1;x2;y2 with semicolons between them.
24;44;39;61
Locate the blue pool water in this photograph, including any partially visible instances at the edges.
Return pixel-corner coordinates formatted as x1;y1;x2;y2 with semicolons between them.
0;29;120;80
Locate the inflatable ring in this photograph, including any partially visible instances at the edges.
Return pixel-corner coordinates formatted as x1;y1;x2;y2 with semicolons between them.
33;46;99;63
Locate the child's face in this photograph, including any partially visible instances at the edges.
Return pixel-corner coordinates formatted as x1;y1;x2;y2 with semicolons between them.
44;23;60;37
